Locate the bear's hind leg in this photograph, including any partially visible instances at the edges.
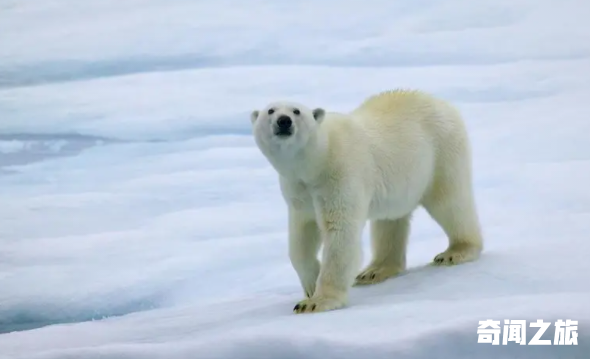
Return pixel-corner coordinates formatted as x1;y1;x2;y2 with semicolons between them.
423;185;483;266
354;215;410;286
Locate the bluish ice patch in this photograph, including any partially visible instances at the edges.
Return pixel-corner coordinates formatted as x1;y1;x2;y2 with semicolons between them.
0;298;161;334
0;133;117;169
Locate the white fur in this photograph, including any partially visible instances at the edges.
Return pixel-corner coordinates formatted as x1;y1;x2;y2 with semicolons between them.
250;90;483;314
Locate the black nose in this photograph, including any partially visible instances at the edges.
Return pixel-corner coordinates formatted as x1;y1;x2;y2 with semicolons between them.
276;115;292;129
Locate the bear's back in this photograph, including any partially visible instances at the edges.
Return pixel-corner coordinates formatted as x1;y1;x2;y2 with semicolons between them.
350;89;466;147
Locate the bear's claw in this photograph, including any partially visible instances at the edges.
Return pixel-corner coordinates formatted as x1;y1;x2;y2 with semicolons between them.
293;296;345;314
354;265;403;286
432;244;481;266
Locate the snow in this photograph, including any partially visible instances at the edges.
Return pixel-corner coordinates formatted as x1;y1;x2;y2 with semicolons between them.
1;0;589;358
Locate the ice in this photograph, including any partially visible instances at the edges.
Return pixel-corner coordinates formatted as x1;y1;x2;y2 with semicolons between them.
1;0;589;358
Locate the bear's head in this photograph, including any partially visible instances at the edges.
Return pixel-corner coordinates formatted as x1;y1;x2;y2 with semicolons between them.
250;101;325;156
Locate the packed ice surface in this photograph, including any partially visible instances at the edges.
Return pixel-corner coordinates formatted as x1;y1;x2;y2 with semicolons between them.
1;0;590;358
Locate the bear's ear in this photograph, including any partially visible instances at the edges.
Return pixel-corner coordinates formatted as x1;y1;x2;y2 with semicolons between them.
250;110;260;124
312;108;325;123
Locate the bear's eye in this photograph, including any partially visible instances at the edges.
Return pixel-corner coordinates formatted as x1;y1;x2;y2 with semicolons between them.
268;108;275;115
293;108;300;115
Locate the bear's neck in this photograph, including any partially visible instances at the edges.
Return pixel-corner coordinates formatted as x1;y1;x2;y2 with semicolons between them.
267;132;329;183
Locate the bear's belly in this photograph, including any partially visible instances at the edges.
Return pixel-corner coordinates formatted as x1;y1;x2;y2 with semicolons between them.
367;198;418;220
367;189;423;220
282;177;427;221
286;192;418;221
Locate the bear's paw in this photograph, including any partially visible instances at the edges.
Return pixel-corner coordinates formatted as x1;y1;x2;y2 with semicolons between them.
353;265;403;286
432;243;481;266
293;295;346;314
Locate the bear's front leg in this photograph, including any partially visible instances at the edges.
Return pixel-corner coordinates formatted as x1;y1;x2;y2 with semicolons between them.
288;208;321;298
293;196;363;314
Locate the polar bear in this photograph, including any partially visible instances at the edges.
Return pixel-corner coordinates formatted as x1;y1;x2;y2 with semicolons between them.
250;89;483;314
